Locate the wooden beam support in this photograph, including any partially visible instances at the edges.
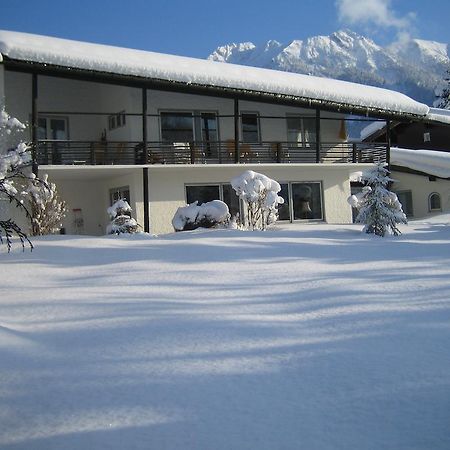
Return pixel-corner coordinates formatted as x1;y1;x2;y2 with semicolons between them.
143;167;150;233
234;98;240;163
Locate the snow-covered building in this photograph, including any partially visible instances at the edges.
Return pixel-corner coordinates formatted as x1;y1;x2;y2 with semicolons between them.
361;108;450;219
0;30;431;234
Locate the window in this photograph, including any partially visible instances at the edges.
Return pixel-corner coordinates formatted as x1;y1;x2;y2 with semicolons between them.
108;111;126;130
429;192;441;212
161;112;194;143
37;116;69;164
38;116;68;140
198;112;219;157
396;191;413;217
276;182;323;221
286;115;316;148
185;184;241;218
110;186;130;206
241;113;260;143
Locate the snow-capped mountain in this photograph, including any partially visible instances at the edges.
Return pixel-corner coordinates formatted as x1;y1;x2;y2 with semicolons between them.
208;30;449;105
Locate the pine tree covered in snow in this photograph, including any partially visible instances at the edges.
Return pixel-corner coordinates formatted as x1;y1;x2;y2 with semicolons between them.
434;69;450;109
231;170;284;231
0;108;45;251
348;164;407;237
29;174;66;236
106;199;139;235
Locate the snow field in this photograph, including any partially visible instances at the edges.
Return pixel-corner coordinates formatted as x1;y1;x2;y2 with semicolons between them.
1;222;450;449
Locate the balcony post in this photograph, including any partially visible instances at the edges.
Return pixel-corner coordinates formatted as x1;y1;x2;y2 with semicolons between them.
315;108;321;163
31;73;38;176
142;88;148;164
386;119;391;167
352;142;357;163
143;167;150;233
142;88;150;233
234;98;240;163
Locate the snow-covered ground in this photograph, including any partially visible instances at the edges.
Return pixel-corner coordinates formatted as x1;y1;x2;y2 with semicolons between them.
1;221;450;450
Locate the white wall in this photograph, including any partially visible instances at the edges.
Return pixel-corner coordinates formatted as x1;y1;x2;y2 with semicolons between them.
391;170;450;218
146;164;363;234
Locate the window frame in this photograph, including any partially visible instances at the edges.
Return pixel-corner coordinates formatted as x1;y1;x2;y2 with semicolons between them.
185;183;242;218
428;192;442;212
286;114;317;148
276;181;324;222
241;111;261;143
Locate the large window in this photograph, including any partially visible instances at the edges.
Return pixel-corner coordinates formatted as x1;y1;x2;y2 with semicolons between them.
277;182;323;221
286;115;316;147
161;112;194;143
185;184;240;217
241;113;260;143
37;116;69;164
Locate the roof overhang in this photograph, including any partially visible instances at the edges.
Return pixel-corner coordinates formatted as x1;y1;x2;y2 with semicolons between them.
1;56;428;121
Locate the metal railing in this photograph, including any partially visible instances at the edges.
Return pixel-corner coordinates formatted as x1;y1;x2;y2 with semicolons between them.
36;140;387;166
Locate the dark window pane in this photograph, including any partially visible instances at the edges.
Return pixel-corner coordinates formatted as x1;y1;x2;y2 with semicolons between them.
201;113;218;157
429;193;441;211
222;184;240;217
396;191;414;217
277;183;291;221
292;183;322;220
242;113;259;143
186;185;220;205
161;113;194;143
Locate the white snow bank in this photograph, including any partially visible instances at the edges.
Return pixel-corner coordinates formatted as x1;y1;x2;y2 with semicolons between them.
391;147;450;178
0;30;429;117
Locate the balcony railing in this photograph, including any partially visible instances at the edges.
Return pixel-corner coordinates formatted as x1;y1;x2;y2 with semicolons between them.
36;140;387;166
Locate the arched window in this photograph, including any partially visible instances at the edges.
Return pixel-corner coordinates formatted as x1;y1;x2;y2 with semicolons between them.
429;192;442;212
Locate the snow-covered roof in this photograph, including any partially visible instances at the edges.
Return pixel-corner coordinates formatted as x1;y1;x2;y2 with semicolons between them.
360;120;386;140
0;30;430;118
391;147;450;178
426;107;450;125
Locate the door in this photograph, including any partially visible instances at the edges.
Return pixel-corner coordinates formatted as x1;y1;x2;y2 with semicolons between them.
38;117;68;164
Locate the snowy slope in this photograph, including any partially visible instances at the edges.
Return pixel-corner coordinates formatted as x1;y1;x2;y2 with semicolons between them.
1;223;450;450
209;30;449;105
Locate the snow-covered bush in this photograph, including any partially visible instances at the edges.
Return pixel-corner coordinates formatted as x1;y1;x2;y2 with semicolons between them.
348;164;407;237
0;108;44;251
172;200;230;231
28;174;66;236
231;170;284;230
107;199;139;234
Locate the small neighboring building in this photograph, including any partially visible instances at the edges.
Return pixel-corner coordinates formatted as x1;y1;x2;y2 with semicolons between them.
0;30;431;235
361;108;450;219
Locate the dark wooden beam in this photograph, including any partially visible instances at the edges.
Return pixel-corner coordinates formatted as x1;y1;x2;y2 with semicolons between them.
31;73;38;176
143;168;150;233
234;98;240;164
142;88;148;164
386;119;391;167
315;108;321;163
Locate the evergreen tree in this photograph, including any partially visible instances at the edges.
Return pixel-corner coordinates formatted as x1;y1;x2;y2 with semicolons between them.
349;164;407;237
106;199;139;234
434;69;450;109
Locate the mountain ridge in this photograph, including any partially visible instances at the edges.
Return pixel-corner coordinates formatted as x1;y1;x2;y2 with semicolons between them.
208;30;449;106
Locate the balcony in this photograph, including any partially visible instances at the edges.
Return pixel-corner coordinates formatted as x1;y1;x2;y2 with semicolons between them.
36;140;387;166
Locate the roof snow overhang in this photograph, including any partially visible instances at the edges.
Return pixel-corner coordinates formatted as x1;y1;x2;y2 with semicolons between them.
0;30;430;121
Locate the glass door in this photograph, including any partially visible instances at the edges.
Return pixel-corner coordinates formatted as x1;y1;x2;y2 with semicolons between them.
38;116;68;164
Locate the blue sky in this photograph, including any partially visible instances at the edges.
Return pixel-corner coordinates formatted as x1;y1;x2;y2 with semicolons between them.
1;0;450;58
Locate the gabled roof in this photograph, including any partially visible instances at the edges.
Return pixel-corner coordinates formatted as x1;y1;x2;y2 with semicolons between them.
0;30;429;119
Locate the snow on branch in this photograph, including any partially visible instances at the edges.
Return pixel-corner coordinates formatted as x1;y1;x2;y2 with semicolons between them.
231;170;284;231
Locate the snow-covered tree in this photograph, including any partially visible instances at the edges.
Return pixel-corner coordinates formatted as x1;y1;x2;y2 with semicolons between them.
28;174;66;236
106;199;139;234
172;200;230;231
348;164;407;237
0;108;40;251
231;170;284;231
434;69;450;109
